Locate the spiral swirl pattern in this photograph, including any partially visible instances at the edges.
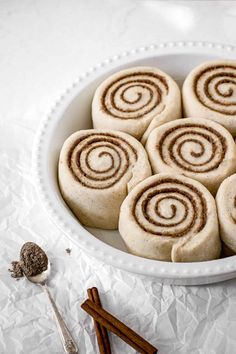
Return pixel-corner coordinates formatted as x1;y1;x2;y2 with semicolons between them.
132;177;207;237
101;71;169;119
67;132;137;189
194;65;236;115
157;123;227;173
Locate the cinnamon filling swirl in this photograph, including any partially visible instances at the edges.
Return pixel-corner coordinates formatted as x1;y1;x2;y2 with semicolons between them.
101;72;169;119
157;123;227;173
194;65;236;115
67;133;137;189
132;178;207;237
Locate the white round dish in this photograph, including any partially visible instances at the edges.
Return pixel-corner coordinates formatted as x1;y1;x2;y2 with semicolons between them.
33;41;236;285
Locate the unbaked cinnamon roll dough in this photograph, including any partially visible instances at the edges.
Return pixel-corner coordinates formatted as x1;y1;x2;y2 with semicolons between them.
58;129;152;229
182;60;236;135
119;174;221;262
216;174;236;253
145;118;236;195
92;66;181;144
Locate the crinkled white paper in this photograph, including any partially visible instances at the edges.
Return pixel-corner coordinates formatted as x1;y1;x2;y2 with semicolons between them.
1;1;236;353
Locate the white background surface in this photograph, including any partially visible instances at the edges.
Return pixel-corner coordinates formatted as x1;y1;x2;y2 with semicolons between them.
1;1;236;353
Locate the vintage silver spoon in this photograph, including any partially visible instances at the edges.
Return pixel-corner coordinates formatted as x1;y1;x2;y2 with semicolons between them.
26;262;78;354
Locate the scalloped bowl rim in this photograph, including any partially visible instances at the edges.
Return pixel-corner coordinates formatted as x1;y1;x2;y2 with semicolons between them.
32;41;236;284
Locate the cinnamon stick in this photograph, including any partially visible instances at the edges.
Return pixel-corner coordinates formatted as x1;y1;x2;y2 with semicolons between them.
87;288;111;354
81;299;157;354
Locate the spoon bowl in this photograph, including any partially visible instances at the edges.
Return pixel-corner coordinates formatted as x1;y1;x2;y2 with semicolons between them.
26;262;51;285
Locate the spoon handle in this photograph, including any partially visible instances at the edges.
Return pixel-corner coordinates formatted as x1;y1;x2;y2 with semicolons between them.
42;284;78;354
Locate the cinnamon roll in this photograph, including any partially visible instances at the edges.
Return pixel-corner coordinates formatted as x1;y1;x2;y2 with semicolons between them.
119;174;220;262
145;118;236;195
216;174;236;253
92;66;181;144
58;129;152;229
183;60;236;135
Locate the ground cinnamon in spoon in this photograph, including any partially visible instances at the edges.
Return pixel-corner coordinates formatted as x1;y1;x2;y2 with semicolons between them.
9;242;48;278
20;242;48;277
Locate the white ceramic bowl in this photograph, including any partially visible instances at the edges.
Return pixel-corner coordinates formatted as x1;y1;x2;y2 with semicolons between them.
33;41;236;285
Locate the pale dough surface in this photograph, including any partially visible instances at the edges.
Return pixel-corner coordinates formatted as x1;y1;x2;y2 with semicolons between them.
182;60;236;135
58;129;152;229
216;174;236;253
92;66;181;144
146;118;236;195
119;173;221;262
